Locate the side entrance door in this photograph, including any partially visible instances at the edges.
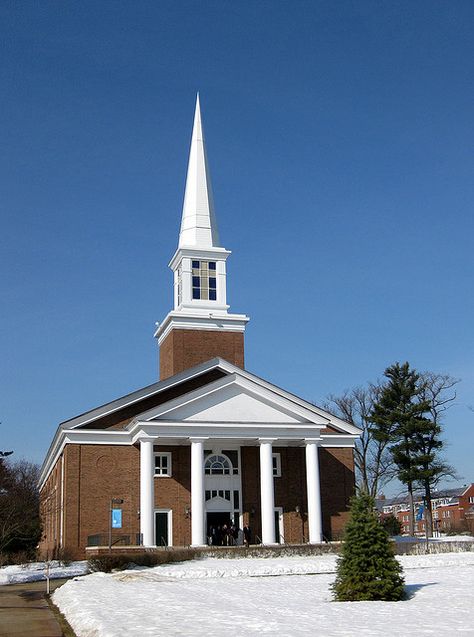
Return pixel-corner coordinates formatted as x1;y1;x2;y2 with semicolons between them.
155;510;172;547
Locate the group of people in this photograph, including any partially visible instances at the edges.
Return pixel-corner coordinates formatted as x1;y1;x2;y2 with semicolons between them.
208;524;252;547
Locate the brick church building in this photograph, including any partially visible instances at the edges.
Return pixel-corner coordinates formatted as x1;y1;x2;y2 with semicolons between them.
39;97;361;559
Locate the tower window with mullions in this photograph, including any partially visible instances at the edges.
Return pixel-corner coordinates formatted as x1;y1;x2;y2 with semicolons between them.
192;260;217;300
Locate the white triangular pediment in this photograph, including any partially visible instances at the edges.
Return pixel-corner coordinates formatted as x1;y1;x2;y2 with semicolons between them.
157;383;307;423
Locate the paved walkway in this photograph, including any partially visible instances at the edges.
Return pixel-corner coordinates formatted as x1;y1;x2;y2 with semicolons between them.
0;579;70;637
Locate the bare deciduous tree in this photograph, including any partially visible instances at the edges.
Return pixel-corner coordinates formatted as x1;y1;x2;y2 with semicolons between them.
0;460;41;556
324;384;396;497
415;372;460;536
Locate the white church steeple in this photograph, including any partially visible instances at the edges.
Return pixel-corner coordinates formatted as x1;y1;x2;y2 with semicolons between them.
179;94;220;250
155;95;249;379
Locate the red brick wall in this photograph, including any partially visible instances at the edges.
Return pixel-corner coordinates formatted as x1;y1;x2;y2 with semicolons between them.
320;447;355;539
41;442;354;558
153;445;191;546
39;457;62;557
44;444;142;560
41;444;193;559
160;329;244;380
241;446;355;543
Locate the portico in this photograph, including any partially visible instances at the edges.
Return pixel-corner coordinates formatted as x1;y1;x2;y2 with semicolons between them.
138;434;324;548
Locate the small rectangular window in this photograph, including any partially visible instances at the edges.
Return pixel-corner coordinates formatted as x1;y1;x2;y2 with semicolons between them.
209;262;216;270
209;289;217;300
272;453;281;477
192;260;200;269
154;453;172;477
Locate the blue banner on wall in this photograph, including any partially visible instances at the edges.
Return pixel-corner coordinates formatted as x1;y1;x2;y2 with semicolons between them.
111;509;122;529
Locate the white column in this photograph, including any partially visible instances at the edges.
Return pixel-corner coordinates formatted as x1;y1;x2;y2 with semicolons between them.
305;439;323;544
190;438;206;547
259;439;276;545
140;438;155;547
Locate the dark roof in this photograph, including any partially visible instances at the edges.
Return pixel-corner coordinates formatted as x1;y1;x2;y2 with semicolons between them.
59;360;228;430
377;486;472;508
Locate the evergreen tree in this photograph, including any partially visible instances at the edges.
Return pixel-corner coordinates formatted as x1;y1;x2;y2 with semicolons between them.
333;493;405;602
369;362;430;535
381;514;402;537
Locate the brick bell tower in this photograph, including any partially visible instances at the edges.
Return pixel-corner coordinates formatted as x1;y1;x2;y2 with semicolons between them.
155;95;249;380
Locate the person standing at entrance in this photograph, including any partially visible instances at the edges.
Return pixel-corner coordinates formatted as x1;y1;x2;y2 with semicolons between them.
243;525;251;547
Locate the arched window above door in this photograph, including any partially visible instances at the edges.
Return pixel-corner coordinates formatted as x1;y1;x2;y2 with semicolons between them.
204;454;233;475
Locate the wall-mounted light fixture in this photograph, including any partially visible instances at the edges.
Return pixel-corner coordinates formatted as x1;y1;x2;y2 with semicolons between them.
184;506;191;519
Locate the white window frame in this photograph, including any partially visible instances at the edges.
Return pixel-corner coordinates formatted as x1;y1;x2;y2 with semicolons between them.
154;452;172;477
272;453;281;478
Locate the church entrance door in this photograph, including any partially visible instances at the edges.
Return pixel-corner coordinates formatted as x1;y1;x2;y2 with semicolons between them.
207;511;233;545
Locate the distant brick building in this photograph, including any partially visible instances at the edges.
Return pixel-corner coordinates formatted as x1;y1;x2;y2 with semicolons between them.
378;484;474;535
39;97;360;559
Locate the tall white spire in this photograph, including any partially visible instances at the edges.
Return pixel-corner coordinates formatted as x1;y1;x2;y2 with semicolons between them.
155;96;249;359
179;94;220;249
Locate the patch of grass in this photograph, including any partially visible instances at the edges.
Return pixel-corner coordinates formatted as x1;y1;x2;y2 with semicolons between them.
45;591;77;637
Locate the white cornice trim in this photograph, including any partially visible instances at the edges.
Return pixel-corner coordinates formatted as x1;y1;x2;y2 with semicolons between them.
154;311;249;343
320;433;359;448
169;247;231;271
131;423;324;444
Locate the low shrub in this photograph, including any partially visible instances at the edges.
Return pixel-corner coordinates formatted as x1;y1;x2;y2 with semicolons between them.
88;548;199;573
0;549;38;567
201;543;340;559
54;547;75;567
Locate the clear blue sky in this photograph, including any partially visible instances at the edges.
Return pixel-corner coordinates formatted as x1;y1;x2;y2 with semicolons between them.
1;1;473;492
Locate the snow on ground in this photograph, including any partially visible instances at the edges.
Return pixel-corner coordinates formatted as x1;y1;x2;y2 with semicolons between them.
54;552;474;636
392;534;474;543
0;560;89;586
